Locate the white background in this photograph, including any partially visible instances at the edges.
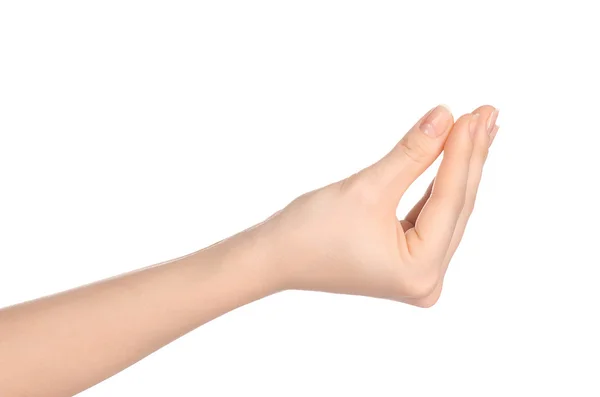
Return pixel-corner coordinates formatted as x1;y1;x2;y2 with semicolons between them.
1;1;599;396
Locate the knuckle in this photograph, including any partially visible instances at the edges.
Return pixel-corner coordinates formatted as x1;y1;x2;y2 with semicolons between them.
338;171;380;205
338;171;360;194
397;135;430;163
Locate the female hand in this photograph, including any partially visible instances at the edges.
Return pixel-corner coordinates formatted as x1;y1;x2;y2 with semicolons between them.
261;105;499;307
0;105;499;396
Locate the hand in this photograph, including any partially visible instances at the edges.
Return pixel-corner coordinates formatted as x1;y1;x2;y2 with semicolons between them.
0;104;499;396
261;105;499;307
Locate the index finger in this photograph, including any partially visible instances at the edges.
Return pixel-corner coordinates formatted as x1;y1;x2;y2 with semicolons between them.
406;113;478;260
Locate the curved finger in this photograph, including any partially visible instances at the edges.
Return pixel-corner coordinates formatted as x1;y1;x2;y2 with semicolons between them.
441;106;499;271
404;107;499;308
406;113;477;260
404;180;434;228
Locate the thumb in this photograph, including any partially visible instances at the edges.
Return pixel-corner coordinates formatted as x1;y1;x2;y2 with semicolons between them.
363;105;453;204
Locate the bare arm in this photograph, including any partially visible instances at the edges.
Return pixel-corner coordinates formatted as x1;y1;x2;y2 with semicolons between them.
0;230;281;396
0;105;499;396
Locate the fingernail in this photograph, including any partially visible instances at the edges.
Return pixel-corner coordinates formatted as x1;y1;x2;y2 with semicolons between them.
489;124;500;147
486;108;499;134
420;105;452;138
469;114;481;138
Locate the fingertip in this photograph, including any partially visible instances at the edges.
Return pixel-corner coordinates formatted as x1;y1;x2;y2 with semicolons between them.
471;104;496;116
450;113;475;136
471;105;499;135
469;113;481;139
489;124;500;147
440;104;453;119
442;113;477;160
439;104;455;127
420;105;454;138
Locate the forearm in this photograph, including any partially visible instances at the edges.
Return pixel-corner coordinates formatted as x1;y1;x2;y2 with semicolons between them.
0;228;279;397
0;103;497;396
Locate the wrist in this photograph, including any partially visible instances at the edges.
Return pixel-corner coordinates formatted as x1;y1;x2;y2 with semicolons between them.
198;224;288;299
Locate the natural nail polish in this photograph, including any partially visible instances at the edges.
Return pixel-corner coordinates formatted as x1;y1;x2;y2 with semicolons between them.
420;105;452;138
487;109;499;134
489;124;500;147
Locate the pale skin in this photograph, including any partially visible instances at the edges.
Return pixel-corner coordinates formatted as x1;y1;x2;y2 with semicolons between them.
0;104;499;396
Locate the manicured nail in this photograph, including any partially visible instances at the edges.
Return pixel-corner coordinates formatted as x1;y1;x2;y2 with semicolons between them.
469;114;481;138
487;108;499;134
420;105;452;138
